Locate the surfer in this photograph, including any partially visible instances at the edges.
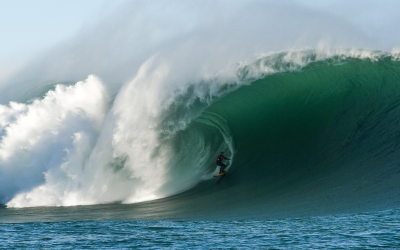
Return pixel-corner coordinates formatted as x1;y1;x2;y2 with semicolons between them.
216;152;230;174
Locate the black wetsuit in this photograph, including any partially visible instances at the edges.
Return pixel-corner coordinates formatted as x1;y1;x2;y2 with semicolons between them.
216;154;229;174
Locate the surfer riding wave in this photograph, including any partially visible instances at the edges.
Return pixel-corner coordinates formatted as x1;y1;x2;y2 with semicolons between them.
216;152;230;174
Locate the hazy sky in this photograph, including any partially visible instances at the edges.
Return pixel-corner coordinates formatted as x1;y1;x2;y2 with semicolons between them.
0;0;127;64
1;0;399;66
294;0;400;48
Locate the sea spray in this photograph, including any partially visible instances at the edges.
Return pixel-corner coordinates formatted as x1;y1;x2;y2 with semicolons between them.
1;75;108;207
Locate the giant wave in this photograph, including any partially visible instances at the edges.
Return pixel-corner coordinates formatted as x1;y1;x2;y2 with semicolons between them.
1;49;400;221
1;0;400;221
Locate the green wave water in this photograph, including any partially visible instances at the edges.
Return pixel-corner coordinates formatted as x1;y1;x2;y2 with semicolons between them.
2;52;400;221
157;54;400;219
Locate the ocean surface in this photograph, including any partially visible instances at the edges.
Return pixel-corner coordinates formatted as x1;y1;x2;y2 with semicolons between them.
2;209;400;249
1;1;400;248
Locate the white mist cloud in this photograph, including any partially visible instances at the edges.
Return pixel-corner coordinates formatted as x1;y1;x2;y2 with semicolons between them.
293;0;400;49
0;0;377;104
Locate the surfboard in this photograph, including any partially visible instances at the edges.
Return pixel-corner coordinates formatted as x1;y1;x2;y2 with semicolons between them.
213;172;226;177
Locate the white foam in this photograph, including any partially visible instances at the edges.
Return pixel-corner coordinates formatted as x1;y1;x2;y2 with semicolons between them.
2;75;109;207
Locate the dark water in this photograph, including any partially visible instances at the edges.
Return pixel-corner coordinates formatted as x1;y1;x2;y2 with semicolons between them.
2;209;400;249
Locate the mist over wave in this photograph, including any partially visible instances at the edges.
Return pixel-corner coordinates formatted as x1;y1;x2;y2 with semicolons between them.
1;1;400;209
0;0;379;103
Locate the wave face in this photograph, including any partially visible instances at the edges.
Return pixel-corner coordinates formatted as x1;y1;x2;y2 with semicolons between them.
2;50;400;218
200;52;400;215
150;51;400;219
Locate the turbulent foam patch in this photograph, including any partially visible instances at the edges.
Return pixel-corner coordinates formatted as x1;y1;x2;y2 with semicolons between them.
1;75;109;207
